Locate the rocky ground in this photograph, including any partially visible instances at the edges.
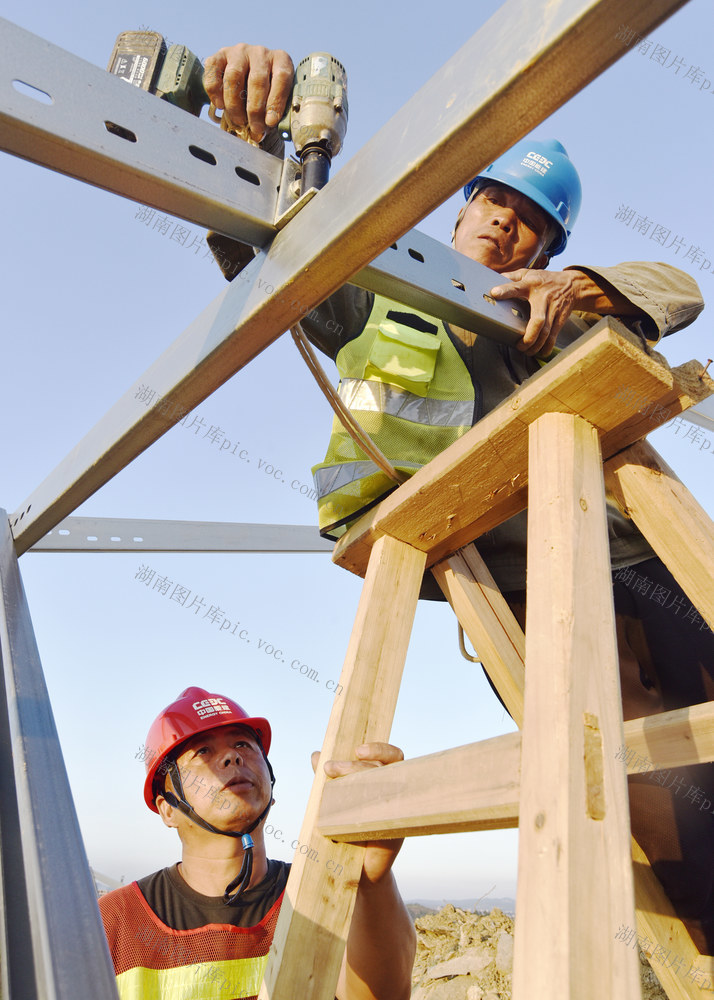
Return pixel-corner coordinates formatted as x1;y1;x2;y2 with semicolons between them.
410;904;668;999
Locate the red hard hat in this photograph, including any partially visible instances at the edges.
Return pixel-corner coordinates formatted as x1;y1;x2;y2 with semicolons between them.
142;686;272;813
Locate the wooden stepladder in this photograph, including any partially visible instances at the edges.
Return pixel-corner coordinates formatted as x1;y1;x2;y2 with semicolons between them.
259;319;714;1000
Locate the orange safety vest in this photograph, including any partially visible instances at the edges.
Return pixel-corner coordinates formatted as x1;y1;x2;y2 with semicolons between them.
99;882;282;1000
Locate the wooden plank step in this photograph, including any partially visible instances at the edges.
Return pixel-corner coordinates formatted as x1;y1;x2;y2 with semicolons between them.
623;701;714;772
333;321;711;579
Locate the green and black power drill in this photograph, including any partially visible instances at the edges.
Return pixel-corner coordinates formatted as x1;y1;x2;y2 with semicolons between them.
107;30;348;193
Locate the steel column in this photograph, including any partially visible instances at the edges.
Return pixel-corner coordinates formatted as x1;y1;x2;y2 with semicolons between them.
0;513;118;999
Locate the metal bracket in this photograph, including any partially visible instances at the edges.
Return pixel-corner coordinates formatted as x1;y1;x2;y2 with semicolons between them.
357;228;534;344
274;158;319;228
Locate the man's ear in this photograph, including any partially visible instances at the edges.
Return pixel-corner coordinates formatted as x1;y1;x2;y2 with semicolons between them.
531;251;550;270
155;793;181;830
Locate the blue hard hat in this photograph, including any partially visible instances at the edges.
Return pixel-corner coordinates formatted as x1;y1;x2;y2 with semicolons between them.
463;139;582;256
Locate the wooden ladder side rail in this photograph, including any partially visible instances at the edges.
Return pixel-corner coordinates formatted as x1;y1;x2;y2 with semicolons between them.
434;541;600;738
604;439;714;631
258;535;426;1000
604;437;714;994
632;837;714;996
511;412;640;999
431;545;525;725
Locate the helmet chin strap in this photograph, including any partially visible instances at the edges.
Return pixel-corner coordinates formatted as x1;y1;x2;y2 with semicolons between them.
162;748;277;904
524;233;551;270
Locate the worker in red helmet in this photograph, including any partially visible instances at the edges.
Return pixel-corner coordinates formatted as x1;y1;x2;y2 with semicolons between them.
99;687;415;1000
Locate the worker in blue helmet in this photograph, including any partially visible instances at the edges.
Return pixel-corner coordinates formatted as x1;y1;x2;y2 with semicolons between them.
461;138;582;257
205;44;714;956
447;137;641;361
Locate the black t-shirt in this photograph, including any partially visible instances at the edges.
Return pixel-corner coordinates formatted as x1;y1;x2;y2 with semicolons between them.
136;859;290;930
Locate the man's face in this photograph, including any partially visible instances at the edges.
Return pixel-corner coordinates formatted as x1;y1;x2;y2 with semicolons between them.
162;723;272;831
453;182;553;272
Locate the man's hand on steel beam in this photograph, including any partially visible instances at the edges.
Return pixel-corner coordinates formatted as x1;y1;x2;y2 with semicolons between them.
204;44;294;143
490;267;644;358
489;268;581;358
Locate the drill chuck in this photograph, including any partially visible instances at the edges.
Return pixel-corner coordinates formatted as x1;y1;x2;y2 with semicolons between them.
280;52;348;191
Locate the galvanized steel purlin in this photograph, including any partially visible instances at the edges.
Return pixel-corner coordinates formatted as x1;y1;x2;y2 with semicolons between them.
356;229;531;347
1;17;538;349
0;513;120;1000
28;517;333;553
0;17;282;247
9;0;689;555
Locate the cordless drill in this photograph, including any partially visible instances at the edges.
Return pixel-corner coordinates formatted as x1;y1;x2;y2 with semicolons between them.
107;31;347;278
107;30;209;117
107;32;348;192
278;52;348;192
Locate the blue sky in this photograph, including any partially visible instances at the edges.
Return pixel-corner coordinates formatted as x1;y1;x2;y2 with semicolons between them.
1;0;713;902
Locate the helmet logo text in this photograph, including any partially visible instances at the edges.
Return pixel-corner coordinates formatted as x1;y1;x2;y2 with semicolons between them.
192;697;233;719
522;151;553;177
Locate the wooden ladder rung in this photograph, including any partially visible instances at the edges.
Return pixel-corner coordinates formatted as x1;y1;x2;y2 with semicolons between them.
318;734;521;839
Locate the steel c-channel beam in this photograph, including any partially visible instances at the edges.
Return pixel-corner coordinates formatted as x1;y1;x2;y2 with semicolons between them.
9;0;689;554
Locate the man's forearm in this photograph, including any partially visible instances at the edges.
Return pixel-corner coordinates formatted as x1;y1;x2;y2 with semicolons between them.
339;870;416;1000
566;267;644;316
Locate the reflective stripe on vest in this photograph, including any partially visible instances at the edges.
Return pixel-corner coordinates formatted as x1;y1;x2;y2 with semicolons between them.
116;955;266;1000
338;378;474;427
311;296;475;539
313;458;422;498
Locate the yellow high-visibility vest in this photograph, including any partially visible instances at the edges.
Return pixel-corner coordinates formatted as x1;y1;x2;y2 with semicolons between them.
312;296;475;539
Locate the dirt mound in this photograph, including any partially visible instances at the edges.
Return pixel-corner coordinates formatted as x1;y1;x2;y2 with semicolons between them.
411;904;667;999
